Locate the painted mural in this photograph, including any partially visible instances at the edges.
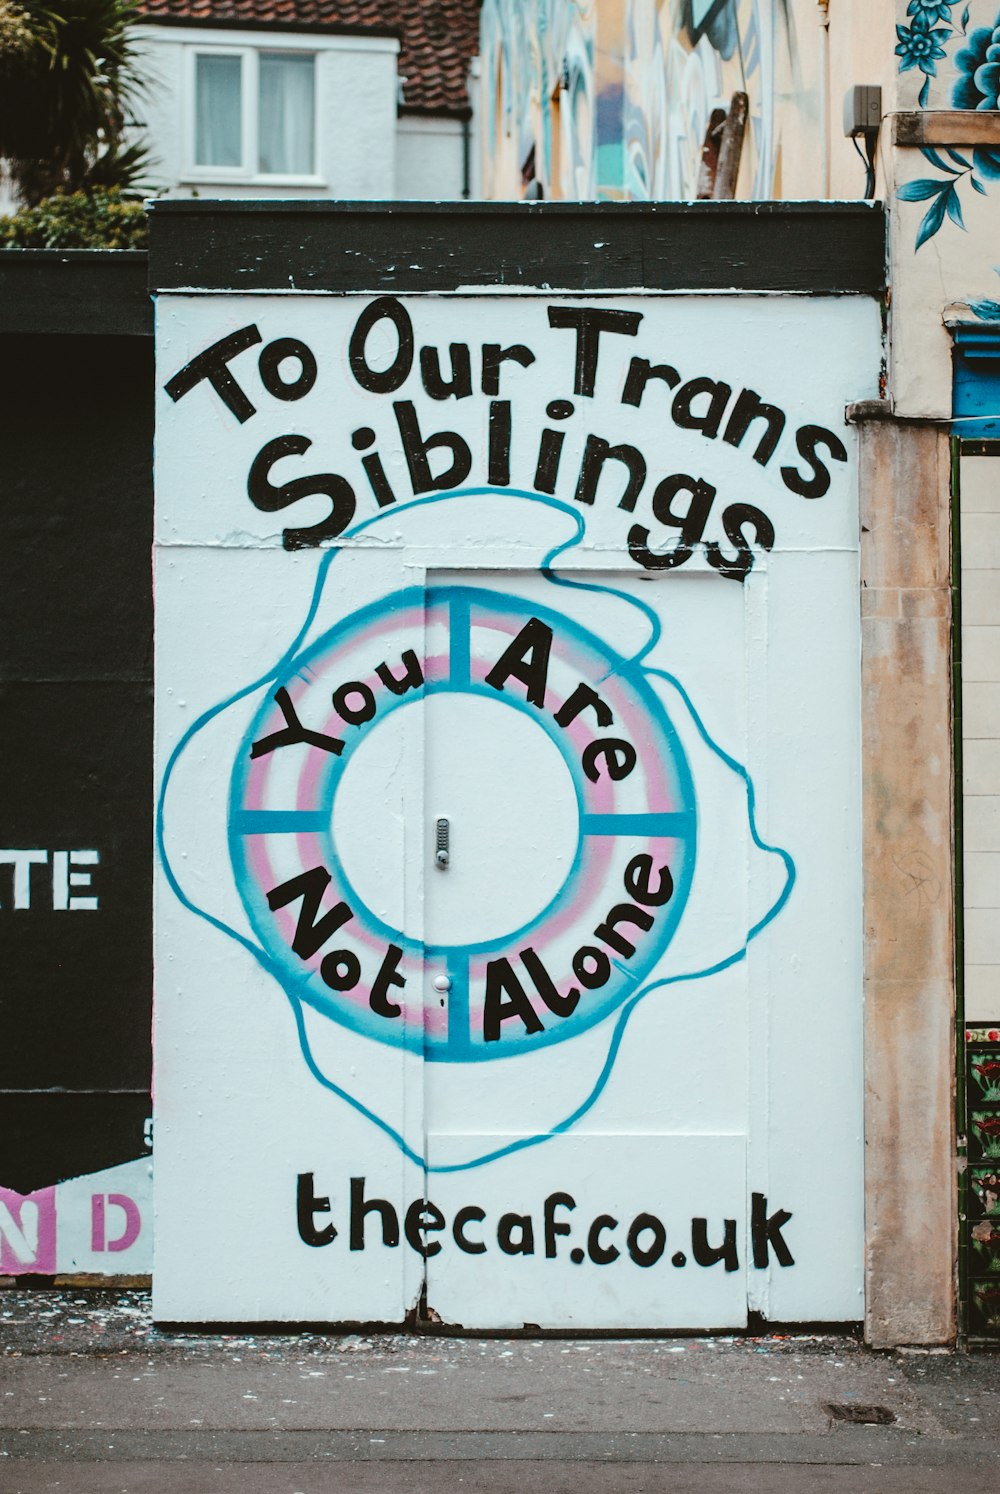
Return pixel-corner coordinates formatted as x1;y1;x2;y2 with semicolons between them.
155;289;876;1326
479;0;788;201
895;0;1000;249
480;0;599;198
624;0;781;201
479;0;999;235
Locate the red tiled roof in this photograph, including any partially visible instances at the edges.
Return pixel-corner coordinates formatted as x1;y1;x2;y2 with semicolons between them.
135;0;479;115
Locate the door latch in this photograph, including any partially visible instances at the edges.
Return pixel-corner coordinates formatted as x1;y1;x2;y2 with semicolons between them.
435;817;450;869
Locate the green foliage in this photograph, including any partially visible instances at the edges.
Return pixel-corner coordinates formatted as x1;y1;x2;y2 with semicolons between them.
0;0;149;205
0;186;148;247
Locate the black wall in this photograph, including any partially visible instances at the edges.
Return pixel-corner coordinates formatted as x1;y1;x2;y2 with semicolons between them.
1;255;153;1194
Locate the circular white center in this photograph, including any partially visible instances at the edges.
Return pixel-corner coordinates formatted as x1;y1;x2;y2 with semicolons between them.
332;693;579;947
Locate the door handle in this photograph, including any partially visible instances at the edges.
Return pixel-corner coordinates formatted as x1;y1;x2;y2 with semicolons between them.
435;816;450;869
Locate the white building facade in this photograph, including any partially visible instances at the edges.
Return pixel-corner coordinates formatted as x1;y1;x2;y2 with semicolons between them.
131;6;478;202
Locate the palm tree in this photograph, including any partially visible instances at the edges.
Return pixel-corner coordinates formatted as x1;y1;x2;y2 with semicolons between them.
0;0;147;206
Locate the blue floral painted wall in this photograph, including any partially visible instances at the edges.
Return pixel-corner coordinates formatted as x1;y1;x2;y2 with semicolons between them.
896;1;1000;248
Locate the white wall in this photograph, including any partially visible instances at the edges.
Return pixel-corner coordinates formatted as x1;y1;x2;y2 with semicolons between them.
395;116;469;200
153;289;875;1325
131;25;400;200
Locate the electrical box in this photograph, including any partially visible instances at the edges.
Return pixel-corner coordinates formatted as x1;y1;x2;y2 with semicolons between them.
843;85;882;138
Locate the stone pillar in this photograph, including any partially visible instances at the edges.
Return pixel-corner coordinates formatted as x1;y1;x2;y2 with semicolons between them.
855;409;957;1346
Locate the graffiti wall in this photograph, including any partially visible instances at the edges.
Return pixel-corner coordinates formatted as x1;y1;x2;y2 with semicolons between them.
625;0;781;200
479;0;788;201
480;0;600;198
154;286;877;1325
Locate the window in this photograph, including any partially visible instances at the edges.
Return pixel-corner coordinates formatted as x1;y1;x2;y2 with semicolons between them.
258;53;314;175
193;48;316;178
195;54;242;168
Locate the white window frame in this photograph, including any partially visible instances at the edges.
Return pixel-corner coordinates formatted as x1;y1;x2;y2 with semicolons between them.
184;39;322;186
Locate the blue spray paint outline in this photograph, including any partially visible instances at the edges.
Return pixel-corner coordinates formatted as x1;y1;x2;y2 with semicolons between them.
156;487;796;1173
229;582;697;1061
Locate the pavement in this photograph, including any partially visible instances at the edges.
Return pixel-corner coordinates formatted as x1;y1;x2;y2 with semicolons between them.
1;1291;1000;1491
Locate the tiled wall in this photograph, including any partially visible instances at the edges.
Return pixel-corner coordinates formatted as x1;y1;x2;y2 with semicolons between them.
962;453;1000;1021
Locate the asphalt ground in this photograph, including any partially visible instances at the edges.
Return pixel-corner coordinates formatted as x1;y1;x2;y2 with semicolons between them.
1;1290;999;1490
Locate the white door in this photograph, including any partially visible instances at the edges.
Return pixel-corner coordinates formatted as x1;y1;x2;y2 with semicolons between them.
416;569;750;1330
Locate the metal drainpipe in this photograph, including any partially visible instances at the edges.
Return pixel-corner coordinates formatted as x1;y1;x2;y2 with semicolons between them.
462;111;471;200
818;0;831;198
462;58;480;201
